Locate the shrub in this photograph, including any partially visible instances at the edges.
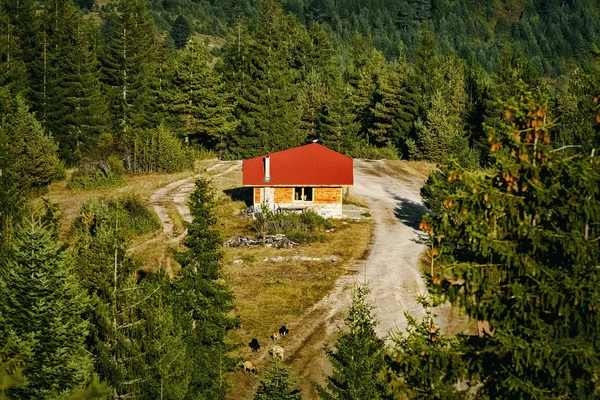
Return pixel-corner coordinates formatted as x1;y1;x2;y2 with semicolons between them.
67;169;126;190
350;143;400;160
253;209;332;243
72;197;160;240
68;155;127;190
125;124;194;174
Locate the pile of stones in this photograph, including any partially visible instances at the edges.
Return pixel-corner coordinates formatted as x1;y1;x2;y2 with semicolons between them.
224;234;299;249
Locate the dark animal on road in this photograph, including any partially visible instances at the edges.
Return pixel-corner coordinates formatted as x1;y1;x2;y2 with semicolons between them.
270;331;280;343
279;325;289;336
242;360;258;374
249;338;260;352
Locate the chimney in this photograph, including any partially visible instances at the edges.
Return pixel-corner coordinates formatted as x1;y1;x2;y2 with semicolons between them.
264;155;271;182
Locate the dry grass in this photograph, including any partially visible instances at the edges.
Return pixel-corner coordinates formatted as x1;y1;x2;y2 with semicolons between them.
166;204;185;237
222;215;373;344
362;160;434;182
342;192;369;208
44;169;194;239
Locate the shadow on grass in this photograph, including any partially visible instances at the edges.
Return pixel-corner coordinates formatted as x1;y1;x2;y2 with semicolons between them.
392;196;430;230
224;187;253;207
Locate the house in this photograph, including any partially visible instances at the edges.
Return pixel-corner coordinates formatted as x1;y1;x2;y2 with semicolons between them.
242;143;353;218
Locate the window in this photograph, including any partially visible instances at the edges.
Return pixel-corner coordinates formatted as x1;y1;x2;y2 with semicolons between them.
294;187;313;202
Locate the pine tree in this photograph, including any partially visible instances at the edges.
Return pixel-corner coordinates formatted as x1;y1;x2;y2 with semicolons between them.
173;179;238;399
41;1;108;164
0;10;27;95
412;27;441;113
409;91;471;163
0;219;92;398
72;200;155;398
316;84;360;155
139;270;191;400
345;33;384;140
254;359;301;400
368;53;418;152
227;0;304;158
416;84;600;398
0;96;62;200
99;0;158;137
317;284;387;400
171;15;190;49
167;39;237;150
2;0;43;105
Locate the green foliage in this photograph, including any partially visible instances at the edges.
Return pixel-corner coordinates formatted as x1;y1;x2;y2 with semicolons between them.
99;0;159;135
224;0;305;158
317;284;387;399
253;209;332;243
166;40;238;151
171;16;190;49
67;169;125;190
0;219;92;398
0;96;63;244
0;97;63;198
416;85;600;398
124;124;194;173
174;178;238;399
386;298;467;399
71;198;188;399
408;91;472;164
40;0;109;165
348;143;400;160
72;197;160;247
0;334;30;399
255;359;301;400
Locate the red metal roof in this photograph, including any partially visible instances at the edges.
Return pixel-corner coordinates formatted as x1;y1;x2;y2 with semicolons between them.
242;143;354;187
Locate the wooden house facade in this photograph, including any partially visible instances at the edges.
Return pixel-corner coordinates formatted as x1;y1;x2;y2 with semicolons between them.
242;143;353;218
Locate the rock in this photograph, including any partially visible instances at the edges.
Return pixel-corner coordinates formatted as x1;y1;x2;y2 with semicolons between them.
232;259;244;265
224;234;299;249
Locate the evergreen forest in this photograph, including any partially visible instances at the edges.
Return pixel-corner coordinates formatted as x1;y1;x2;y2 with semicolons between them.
0;0;599;397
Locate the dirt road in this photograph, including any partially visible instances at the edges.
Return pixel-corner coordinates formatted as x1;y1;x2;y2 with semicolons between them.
149;161;241;242
148;159;455;398
351;160;432;338
266;160;450;398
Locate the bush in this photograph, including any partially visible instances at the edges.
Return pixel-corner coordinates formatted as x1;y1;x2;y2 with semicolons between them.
253;209;332;243
350;143;400;160
125;124;194;174
72;197;160;240
67;169;126;190
68;155;127;190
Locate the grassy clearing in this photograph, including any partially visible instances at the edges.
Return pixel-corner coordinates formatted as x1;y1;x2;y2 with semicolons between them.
210;164;374;345
222;213;373;343
44;169;195;239
342;192;369;208
359;159;435;182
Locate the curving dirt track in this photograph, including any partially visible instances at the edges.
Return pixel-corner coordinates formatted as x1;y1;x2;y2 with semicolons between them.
148;159;456;399
149;161;241;243
231;160;455;399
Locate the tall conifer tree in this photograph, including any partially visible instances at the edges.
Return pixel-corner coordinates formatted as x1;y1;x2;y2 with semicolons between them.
41;0;108;163
167;39;237;151
0;219;92;398
174;179;238;399
227;0;304;157
411;85;600;398
100;0;159;137
317;284;387;400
